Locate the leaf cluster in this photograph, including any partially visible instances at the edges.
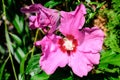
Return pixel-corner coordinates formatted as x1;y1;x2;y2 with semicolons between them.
97;0;120;79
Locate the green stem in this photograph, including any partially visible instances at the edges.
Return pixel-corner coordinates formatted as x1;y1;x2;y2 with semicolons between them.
31;0;34;4
31;29;39;57
9;52;18;80
77;0;80;3
65;0;69;11
2;0;18;80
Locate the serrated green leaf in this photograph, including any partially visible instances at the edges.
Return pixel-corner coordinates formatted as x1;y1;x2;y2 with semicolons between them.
9;33;22;46
30;72;49;80
13;14;24;34
25;54;41;76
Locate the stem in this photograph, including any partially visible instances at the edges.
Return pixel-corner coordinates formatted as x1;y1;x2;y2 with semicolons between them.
2;0;18;80
65;0;69;11
77;0;80;3
31;0;34;4
9;52;18;80
31;29;39;57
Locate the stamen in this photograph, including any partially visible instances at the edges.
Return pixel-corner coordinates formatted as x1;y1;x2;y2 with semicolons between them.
58;35;78;53
63;38;74;50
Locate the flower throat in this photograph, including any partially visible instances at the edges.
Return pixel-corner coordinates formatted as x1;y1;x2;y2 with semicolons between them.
58;34;78;53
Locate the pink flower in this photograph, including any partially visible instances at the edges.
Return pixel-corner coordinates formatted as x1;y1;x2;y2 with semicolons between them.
21;4;60;33
35;4;104;77
35;27;104;77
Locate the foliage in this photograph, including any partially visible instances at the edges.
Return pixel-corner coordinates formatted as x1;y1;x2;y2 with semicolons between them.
0;0;120;80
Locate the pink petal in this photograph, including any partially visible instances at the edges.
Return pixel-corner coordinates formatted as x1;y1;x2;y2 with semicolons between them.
72;4;86;29
78;27;104;53
68;50;93;77
36;34;68;74
84;52;100;64
40;49;68;74
59;4;86;35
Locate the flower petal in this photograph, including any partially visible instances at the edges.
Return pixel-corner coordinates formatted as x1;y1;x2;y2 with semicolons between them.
78;27;104;53
59;4;86;35
72;4;86;29
84;52;100;64
36;34;68;74
40;48;68;74
68;50;93;77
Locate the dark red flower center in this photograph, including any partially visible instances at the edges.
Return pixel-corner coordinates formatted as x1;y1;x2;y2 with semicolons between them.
58;34;78;53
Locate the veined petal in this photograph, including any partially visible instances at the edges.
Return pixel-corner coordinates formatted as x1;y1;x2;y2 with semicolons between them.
84;52;100;64
40;48;68;74
35;34;58;52
68;50;93;77
78;27;104;53
36;34;68;74
72;4;86;29
59;4;86;35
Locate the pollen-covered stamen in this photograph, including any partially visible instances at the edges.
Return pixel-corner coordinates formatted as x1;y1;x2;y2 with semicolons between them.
58;35;78;53
63;38;75;50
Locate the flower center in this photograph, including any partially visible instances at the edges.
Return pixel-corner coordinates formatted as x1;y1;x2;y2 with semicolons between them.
58;35;78;53
63;38;74;50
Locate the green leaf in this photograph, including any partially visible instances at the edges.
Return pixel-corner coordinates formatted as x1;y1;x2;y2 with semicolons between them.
7;0;12;6
0;56;9;80
48;66;71;80
0;45;5;54
25;54;41;76
20;51;31;80
4;73;10;80
109;77;120;80
100;50;120;66
9;33;22;46
30;72;49;80
63;76;72;80
44;1;61;8
16;47;25;59
15;47;25;63
25;23;30;37
85;0;91;3
12;14;24;34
